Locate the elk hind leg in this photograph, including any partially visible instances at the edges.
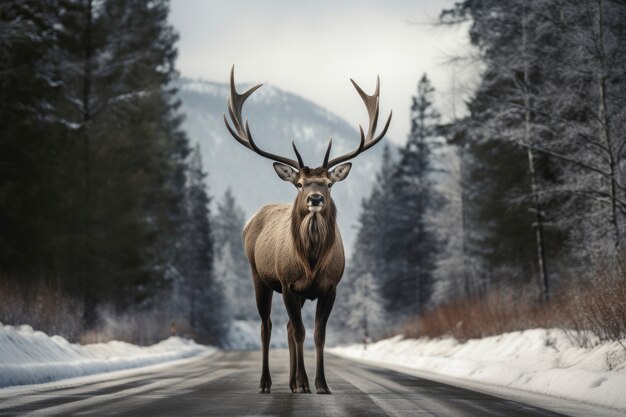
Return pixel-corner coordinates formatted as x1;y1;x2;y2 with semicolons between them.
254;277;273;393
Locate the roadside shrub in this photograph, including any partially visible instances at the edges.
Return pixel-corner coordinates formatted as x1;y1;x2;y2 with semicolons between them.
80;305;174;346
404;259;626;348
0;276;175;345
0;277;83;341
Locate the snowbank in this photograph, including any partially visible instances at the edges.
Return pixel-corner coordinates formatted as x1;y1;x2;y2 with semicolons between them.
330;329;626;412
0;323;215;388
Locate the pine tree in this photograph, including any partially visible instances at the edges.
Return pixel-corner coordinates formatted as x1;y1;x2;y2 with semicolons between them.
0;1;67;279
346;273;385;340
352;145;396;287
384;74;441;319
213;189;254;320
177;144;226;344
0;0;194;336
333;145;396;342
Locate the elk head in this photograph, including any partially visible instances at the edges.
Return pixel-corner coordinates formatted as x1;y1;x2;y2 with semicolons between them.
223;66;392;213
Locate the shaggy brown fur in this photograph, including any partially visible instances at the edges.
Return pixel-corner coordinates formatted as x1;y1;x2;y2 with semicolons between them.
292;200;337;283
244;168;344;297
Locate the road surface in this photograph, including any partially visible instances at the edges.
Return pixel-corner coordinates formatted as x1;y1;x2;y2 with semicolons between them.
0;350;580;416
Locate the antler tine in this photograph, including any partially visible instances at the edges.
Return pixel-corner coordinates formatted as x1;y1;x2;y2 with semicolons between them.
223;65;301;169
227;67;262;140
322;137;333;167
243;120;303;168
326;77;392;168
292;141;304;168
350;78;379;142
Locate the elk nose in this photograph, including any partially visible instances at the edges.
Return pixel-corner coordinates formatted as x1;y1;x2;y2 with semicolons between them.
308;194;325;206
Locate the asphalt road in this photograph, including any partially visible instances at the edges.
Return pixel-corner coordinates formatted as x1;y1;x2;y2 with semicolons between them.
0;350;569;416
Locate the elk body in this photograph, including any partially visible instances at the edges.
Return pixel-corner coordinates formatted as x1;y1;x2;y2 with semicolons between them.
224;67;391;394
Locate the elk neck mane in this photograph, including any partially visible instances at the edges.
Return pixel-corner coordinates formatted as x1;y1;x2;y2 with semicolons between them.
290;201;337;280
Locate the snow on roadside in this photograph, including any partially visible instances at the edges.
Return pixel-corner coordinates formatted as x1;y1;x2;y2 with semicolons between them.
330;329;626;412
0;322;216;389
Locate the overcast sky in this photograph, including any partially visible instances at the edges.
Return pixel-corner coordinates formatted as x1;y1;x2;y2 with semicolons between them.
169;0;476;144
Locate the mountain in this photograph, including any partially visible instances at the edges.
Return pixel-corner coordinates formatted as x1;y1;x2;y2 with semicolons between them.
175;77;393;255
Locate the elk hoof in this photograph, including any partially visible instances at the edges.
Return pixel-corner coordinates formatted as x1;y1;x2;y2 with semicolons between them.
291;382;311;393
316;387;332;394
259;376;271;394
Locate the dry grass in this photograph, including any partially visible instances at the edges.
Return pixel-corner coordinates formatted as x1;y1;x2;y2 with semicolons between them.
563;264;626;348
0;277;173;345
80;306;173;346
404;261;626;348
0;278;84;341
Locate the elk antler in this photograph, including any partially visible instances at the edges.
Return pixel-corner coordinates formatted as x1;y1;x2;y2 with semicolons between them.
323;77;392;169
224;66;304;169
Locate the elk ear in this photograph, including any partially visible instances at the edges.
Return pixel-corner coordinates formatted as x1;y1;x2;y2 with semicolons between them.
329;163;352;182
273;162;298;183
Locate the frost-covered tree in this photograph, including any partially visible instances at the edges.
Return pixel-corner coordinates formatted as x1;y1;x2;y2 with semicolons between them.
213;189;255;320
460;0;557;299
429;146;467;303
536;0;626;263
213;241;238;320
346;273;385;339
440;0;626;288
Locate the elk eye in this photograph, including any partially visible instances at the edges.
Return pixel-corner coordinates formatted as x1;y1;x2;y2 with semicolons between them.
297;183;303;188
328;183;333;188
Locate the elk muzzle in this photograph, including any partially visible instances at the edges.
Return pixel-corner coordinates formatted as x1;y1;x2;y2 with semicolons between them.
307;194;325;212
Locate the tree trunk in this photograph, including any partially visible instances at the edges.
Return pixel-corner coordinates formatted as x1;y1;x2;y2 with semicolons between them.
81;0;95;328
459;146;472;297
526;146;549;301
521;6;550;301
82;0;93;205
594;0;620;250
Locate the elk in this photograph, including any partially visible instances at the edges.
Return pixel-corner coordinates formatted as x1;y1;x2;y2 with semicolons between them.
223;66;391;394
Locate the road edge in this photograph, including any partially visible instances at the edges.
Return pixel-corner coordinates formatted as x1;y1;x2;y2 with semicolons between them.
327;351;625;417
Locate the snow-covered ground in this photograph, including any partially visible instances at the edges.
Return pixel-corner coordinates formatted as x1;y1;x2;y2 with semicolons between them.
0;323;216;389
330;329;626;413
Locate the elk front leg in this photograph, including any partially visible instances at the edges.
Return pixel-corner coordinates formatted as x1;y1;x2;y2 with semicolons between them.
283;289;310;393
286;320;296;391
254;277;273;393
286;298;306;391
314;286;335;394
